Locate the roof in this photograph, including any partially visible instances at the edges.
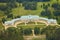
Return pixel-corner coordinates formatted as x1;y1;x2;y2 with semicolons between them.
4;15;57;25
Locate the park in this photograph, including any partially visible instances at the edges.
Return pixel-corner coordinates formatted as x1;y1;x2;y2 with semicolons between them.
0;0;60;40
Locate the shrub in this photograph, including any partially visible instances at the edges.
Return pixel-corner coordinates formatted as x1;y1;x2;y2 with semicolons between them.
34;27;40;35
23;28;32;35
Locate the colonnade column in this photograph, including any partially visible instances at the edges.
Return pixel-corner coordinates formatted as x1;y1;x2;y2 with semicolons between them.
35;21;38;25
32;30;35;37
25;22;27;25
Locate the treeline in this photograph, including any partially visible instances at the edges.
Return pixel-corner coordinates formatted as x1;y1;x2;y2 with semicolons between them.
40;3;60;24
19;26;60;40
0;0;6;2
0;0;18;20
0;27;24;40
0;0;50;3
0;25;60;40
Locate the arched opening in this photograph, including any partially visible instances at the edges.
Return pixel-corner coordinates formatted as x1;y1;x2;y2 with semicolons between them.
14;20;49;27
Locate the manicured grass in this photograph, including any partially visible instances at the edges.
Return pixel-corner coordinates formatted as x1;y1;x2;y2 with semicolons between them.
11;1;59;16
0;3;6;6
11;2;56;17
12;2;50;16
17;24;46;29
0;0;60;17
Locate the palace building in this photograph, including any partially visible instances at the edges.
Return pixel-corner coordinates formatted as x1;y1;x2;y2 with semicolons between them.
4;15;57;29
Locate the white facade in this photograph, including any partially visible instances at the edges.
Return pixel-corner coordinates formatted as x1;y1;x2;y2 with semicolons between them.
4;15;57;27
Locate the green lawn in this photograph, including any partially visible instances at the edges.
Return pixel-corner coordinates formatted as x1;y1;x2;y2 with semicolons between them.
17;24;46;29
0;3;6;6
0;0;60;18
11;0;60;16
11;2;47;16
0;0;60;17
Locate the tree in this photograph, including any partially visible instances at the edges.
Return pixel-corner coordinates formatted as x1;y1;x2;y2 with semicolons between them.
47;3;50;7
2;18;6;23
41;10;51;18
0;5;7;11
23;28;32;35
23;2;37;10
0;0;50;3
55;28;60;40
6;27;24;40
53;11;60;24
7;14;13;18
45;26;57;40
41;28;47;34
0;27;24;40
17;0;22;3
3;0;18;18
53;11;60;16
0;0;7;2
34;27;40;35
43;4;48;10
14;15;21;19
7;0;18;8
52;3;60;10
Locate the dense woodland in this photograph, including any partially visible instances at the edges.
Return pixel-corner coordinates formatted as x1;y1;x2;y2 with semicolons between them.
0;0;50;2
0;26;60;40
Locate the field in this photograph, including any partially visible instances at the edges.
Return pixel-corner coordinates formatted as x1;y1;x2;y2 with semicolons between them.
11;0;60;16
12;2;50;16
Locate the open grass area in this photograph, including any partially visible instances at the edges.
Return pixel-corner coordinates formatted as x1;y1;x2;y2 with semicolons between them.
0;3;6;5
11;0;60;16
0;0;60;17
0;0;60;18
17;24;46;29
11;2;48;16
